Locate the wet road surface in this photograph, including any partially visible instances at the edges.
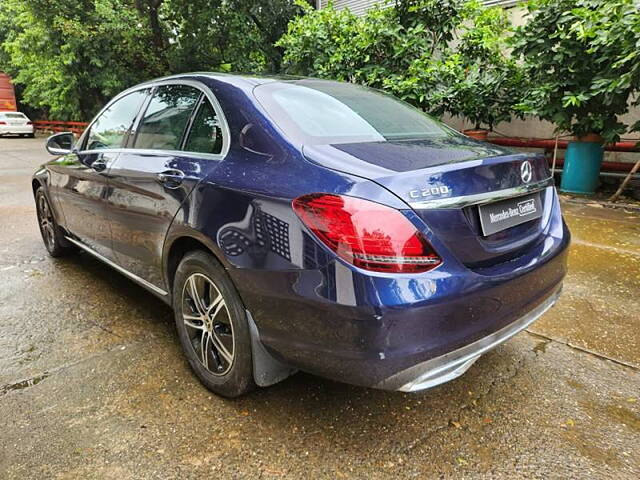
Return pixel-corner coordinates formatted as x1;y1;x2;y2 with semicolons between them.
1;137;639;478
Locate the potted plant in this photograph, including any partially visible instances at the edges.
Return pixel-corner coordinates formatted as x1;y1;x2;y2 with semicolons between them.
448;59;523;141
446;5;523;141
513;0;640;195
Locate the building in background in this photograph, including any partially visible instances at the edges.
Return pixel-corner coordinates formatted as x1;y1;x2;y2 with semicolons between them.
0;73;17;112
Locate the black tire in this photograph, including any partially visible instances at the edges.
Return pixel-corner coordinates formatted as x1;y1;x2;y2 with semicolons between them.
173;250;255;398
35;187;74;257
27;133;35;138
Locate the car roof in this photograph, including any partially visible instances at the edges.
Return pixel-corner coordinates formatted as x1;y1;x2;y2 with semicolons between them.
134;72;340;89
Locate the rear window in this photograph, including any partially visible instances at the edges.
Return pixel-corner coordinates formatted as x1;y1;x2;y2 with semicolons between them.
2;113;26;119
254;80;452;145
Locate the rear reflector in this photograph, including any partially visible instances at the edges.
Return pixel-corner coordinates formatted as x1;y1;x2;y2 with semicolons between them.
293;193;441;273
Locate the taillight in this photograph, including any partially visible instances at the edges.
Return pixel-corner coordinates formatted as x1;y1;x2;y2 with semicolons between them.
0;121;6;125
27;121;33;125
292;193;441;273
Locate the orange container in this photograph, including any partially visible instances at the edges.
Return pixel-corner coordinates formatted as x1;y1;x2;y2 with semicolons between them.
0;72;17;111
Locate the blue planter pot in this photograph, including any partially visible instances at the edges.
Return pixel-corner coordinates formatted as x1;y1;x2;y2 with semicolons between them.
560;140;604;195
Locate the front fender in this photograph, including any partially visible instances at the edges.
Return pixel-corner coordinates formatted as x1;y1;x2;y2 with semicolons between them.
32;167;67;229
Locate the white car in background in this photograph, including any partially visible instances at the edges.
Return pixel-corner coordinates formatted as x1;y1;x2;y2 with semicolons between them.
0;111;34;137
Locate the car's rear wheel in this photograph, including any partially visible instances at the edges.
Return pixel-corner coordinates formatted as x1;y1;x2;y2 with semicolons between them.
35;187;74;257
173;250;255;398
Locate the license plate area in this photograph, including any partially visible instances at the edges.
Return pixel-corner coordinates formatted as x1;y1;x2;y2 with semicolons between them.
478;192;543;236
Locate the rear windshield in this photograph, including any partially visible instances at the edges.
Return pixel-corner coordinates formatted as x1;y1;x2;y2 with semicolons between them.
1;113;26;119
253;80;453;145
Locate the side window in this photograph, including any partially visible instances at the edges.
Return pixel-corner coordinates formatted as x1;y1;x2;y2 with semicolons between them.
184;99;223;154
85;89;149;150
134;84;201;151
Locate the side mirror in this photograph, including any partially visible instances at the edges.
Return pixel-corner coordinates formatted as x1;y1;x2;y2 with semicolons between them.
46;132;76;155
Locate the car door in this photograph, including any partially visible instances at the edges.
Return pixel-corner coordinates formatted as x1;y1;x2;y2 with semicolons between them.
105;82;227;291
49;88;150;259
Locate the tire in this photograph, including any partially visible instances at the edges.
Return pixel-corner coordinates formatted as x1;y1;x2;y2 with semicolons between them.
27;133;35;138
173;250;256;398
35;187;74;257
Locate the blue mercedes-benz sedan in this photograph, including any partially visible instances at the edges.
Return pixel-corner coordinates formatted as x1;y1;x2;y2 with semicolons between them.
32;73;569;397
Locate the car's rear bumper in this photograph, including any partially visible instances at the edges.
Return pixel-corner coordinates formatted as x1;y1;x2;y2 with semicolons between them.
0;125;33;135
378;283;561;391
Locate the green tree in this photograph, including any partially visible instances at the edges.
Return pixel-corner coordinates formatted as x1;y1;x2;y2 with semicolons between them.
0;0;306;120
444;5;524;130
394;0;474;54
165;0;307;74
276;2;361;80
513;0;640;142
277;1;445;89
0;0;170;119
278;0;523;130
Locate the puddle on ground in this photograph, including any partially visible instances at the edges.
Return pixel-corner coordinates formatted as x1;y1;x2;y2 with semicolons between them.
0;371;50;396
532;339;549;354
602;403;640;432
560;429;622;468
579;398;640;433
566;378;585;390
554;381;640;467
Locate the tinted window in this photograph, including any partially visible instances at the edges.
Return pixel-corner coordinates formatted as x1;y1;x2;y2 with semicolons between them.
134;85;201;150
184;100;223;154
254;80;452;145
86;89;148;150
3;113;26;119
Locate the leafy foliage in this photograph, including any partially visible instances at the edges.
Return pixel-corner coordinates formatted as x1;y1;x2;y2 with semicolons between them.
0;0;170;119
2;0;638;137
165;0;306;74
447;6;525;129
513;0;640;142
387;3;523;129
394;0;474;52
0;0;306;120
278;0;523;130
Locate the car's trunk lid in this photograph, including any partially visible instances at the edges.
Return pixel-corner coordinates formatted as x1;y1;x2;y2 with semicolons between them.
303;137;554;267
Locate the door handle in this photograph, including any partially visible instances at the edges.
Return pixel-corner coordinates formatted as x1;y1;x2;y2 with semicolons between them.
157;169;185;188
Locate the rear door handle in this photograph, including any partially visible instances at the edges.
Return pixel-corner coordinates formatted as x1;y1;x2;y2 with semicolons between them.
157;169;185;188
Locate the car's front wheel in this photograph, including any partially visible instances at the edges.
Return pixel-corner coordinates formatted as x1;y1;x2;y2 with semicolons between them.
173;250;255;398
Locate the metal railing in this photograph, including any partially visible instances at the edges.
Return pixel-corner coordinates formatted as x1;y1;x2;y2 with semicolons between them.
33;120;88;135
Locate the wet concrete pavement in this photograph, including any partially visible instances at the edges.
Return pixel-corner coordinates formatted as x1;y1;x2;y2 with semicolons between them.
1;136;638;479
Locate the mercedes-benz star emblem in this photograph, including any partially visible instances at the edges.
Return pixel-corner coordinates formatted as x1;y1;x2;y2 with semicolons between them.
521;161;533;184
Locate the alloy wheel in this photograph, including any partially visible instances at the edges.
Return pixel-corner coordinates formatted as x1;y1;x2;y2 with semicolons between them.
181;273;235;376
37;194;56;251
